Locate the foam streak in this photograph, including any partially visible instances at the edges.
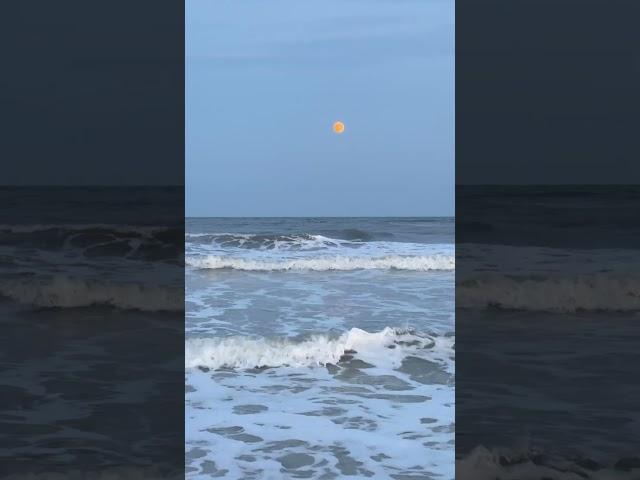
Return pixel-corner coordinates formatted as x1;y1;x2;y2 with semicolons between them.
186;255;454;272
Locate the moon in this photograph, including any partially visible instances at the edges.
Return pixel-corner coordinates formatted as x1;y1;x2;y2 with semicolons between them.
333;121;345;134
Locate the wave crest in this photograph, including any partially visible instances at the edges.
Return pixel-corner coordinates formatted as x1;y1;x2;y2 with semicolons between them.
186;255;454;272
185;327;452;369
185;232;339;250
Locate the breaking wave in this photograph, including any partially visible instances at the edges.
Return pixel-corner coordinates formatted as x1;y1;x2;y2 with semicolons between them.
186;254;454;272
458;274;640;312
185;232;342;250
0;276;182;311
185;327;453;370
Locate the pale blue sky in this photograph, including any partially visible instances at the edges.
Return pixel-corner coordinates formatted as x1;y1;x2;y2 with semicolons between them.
186;0;454;216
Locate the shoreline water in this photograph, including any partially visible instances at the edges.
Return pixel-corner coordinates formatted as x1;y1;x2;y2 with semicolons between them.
185;217;455;479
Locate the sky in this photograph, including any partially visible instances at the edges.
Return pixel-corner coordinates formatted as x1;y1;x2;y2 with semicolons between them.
186;0;454;216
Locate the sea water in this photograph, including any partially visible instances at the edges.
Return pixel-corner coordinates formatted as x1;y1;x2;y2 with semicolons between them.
0;187;183;476
456;186;640;478
185;218;455;479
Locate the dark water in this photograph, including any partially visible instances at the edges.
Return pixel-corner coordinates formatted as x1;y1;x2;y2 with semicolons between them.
187;216;454;244
456;186;640;478
0;187;184;477
457;185;640;249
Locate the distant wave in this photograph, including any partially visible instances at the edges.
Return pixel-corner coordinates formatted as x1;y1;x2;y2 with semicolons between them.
0;277;182;311
185;232;348;250
458;274;640;312
186;327;453;369
186;254;455;272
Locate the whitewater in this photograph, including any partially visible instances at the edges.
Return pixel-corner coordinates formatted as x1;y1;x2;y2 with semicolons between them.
185;217;455;480
186;327;453;370
186;254;454;272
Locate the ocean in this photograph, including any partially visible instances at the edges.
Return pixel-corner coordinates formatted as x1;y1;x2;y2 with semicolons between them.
456;186;640;478
185;217;455;479
0;187;184;477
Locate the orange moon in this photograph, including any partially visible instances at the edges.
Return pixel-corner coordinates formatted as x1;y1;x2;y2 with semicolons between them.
333;121;345;134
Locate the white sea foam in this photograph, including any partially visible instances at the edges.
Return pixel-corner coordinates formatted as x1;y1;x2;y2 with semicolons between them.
185;327;451;370
185;232;340;247
185;222;455;479
186;254;454;272
0;277;182;311
186;327;455;479
458;274;640;312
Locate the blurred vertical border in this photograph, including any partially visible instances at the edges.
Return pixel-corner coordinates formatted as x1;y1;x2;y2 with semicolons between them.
456;0;640;477
0;1;184;477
